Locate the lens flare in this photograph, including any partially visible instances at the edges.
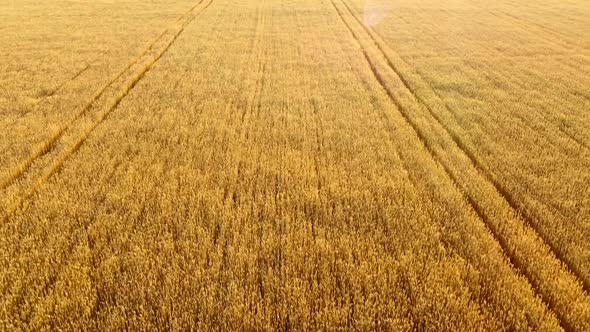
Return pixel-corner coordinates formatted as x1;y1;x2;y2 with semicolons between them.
362;0;391;27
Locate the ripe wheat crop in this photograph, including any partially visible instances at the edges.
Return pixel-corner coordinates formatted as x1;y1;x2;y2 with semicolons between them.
1;0;589;330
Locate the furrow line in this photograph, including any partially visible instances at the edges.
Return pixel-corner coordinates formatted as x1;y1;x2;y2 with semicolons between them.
340;0;590;293
0;31;170;191
475;58;590;150
43;63;92;99
1;0;214;222
487;10;590;71
310;98;324;236
293;5;334;227
495;9;581;49
420;57;590;154
330;0;590;329
0;0;209;192
466;3;581;52
10;54;107;123
223;3;266;210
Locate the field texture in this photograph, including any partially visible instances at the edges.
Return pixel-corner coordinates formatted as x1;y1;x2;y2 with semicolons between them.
1;0;589;330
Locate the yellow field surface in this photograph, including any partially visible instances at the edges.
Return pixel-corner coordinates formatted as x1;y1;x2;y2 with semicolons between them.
1;0;589;330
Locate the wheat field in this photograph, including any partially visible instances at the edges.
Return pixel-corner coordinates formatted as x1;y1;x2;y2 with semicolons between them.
1;0;589;330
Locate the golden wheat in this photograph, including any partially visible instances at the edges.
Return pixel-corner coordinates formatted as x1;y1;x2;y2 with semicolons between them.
1;0;589;330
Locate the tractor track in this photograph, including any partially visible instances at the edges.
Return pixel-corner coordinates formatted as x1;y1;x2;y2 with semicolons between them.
341;0;590;291
340;0;590;292
329;0;590;329
1;0;214;222
1;0;215;322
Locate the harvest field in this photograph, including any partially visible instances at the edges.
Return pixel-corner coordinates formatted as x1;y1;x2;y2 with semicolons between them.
1;0;590;329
